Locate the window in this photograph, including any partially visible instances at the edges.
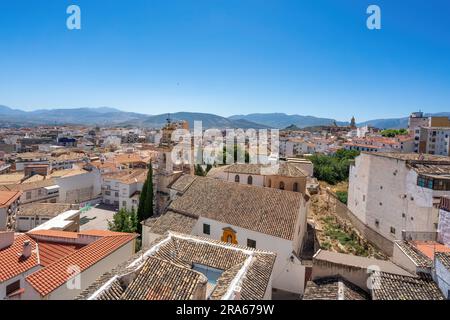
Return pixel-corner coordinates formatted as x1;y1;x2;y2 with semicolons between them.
234;175;240;183
390;227;396;235
363;195;366;202
26;192;31;200
293;183;298;192
375;219;380;228
203;223;210;235
279;181;285;190
247;176;253;185
122;201;127;207
6;280;20;296
247;239;256;248
105;191;111;196
402;213;406;218
115;192;119;197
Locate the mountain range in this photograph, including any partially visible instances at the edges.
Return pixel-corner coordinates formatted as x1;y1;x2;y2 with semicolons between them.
0;105;449;130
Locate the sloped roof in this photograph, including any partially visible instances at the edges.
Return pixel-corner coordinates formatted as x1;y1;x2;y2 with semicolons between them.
0;190;21;208
303;276;370;300
0;234;39;282
121;256;207;300
371;272;444;300
142;211;198;235
78;232;276;300
169;176;303;240
26;233;136;297
395;241;433;268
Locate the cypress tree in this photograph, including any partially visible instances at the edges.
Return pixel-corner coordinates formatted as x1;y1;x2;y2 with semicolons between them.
143;163;154;219
136;176;148;226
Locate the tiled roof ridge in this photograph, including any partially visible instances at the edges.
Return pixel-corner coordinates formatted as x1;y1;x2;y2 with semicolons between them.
396;241;432;268
26;233;136;296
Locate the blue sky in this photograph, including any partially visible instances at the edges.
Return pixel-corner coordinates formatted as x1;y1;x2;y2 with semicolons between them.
0;0;449;121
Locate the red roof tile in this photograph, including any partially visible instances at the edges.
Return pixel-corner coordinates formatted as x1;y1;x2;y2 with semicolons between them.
0;234;39;282
28;230;79;239
38;241;84;267
26;234;136;296
78;230;134;237
0;190;22;208
413;241;450;260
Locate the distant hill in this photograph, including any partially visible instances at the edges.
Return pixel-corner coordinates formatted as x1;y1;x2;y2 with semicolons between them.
230;112;450;129
283;124;302;131
0;106;269;129
0;105;144;126
1;105;449;130
130;112;270;129
229;113;347;129
358;113;450;129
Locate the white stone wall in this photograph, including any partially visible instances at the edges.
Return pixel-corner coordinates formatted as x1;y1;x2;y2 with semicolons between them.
435;258;450;299
348;153;442;242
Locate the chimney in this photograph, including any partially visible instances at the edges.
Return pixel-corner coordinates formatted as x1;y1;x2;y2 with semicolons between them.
22;240;32;259
0;231;15;250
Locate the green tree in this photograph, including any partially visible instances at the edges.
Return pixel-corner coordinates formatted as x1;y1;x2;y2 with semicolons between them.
194;164;205;176
137;161;154;233
308;150;360;185
336;191;348;205
108;207;138;233
381;128;408;137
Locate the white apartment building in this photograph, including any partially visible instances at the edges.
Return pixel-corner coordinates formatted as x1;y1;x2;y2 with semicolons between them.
0;191;21;231
348;152;450;242
408;112;450;153
419;127;450;156
102;169;147;211
50;168;102;204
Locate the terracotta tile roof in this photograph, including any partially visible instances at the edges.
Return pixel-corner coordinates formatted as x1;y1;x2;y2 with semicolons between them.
26;233;136;297
28;229;79;239
96;278;125;300
77;233;276;300
412;241;450;260
1;179;57;192
121;256;207;300
168;174;198;193
364;152;450;162
0;190;21;208
0;234;39;282
142;211;198;235
38;241;83;267
395;241;432;268
223;162;307;177
102;169;147;184
303;276;370;300
78;230;134;237
169;176;303;240
18;203;74;217
371;272;444;300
